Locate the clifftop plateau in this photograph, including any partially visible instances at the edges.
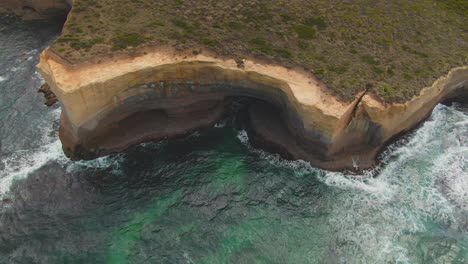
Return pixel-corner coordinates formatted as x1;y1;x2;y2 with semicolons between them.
50;0;467;102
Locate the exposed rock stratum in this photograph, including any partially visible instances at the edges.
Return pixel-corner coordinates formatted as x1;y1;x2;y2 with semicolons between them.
37;47;467;171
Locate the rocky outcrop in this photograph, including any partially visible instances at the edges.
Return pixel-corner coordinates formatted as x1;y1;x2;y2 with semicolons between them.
0;0;71;20
37;47;467;171
248;68;468;170
38;83;58;107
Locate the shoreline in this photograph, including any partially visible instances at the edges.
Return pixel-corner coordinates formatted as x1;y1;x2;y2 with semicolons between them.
37;47;467;171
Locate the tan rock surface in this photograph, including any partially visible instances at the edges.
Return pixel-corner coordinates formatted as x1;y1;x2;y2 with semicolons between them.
37;47;468;171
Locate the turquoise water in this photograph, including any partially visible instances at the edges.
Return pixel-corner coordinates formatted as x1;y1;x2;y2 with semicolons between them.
0;18;467;264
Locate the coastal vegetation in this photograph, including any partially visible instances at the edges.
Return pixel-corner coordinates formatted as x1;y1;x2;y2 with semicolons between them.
51;0;467;102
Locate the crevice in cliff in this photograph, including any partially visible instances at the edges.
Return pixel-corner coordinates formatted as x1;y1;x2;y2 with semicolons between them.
343;86;370;129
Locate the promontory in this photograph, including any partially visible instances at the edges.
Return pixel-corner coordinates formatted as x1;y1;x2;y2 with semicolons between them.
9;0;468;171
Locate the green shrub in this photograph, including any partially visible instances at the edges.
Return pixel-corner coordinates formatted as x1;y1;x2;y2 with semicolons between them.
327;65;348;74
402;45;429;58
112;33;146;50
304;17;327;30
361;55;380;65
437;0;468;15
148;20;165;27
274;48;292;59
372;66;384;75
172;19;194;33
250;37;267;46
280;13;293;21
294;25;316;39
227;21;243;30
202;38;220;47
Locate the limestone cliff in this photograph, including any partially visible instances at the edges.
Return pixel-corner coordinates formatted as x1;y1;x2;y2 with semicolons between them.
32;0;467;171
37;47;468;171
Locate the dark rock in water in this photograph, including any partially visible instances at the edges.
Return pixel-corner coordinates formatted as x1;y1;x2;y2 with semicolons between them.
38;83;58;107
1;198;12;204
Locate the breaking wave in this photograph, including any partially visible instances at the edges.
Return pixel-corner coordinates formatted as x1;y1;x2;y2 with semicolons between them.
0;108;65;196
237;104;468;263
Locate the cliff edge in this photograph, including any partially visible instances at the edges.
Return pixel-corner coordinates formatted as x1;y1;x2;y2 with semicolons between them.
35;0;467;171
37;47;467;171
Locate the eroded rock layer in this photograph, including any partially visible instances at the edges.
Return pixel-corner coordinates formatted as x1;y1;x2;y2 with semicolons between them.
37;47;467;171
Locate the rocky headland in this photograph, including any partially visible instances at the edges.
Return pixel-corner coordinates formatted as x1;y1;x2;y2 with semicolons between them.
19;0;468;170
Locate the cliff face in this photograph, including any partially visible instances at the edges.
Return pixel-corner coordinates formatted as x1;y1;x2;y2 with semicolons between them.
37;47;468;171
0;0;71;20
30;0;467;171
248;66;468;170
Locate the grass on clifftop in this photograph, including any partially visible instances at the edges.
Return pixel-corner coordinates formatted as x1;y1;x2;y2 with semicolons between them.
51;0;468;103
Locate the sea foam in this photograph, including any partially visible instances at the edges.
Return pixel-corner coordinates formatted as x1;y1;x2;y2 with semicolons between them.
0;108;66;196
236;104;468;263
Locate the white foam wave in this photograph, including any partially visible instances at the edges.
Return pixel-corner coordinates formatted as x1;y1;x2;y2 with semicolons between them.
236;130;250;145
0;140;67;196
323;105;466;262
433;152;467;210
0;122;127;198
237;104;467;262
32;67;47;85
138;141;164;149
236;130;314;174
66;154;125;175
214;119;228;128
0;107;66;196
319;171;396;194
236;130;391;194
0;76;6;82
429;108;468;212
